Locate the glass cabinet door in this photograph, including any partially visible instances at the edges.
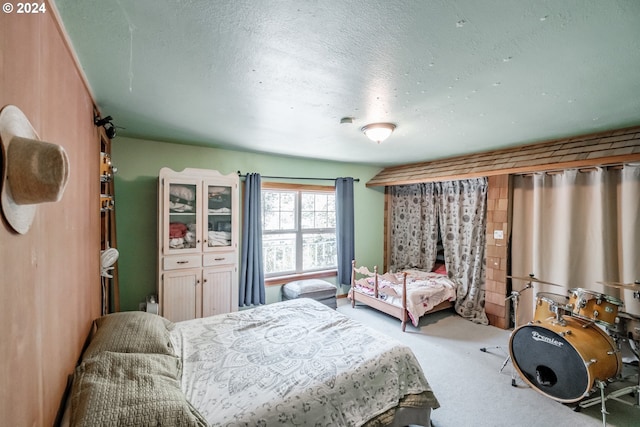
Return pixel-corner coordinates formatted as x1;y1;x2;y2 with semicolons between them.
165;180;201;253
204;182;234;250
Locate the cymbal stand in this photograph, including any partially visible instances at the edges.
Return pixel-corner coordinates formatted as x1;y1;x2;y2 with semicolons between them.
480;281;532;386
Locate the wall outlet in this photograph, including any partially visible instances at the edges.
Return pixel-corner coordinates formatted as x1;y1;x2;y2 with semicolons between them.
493;230;504;240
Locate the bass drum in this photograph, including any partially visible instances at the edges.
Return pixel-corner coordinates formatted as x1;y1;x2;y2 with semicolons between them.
509;316;622;403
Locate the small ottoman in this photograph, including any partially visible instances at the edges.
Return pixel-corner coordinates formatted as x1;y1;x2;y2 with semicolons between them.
282;279;337;309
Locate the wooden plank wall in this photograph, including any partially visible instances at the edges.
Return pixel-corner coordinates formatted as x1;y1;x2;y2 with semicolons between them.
0;3;101;425
367;126;640;187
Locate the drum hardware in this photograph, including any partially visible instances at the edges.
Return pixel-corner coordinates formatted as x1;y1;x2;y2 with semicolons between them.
480;279;533;387
577;372;640;427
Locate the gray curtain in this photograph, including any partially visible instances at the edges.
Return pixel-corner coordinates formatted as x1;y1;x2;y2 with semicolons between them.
336;177;355;286
388;184;438;271
239;173;265;306
437;178;489;325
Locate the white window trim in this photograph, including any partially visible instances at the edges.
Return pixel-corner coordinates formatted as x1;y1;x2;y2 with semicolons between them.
261;182;337;278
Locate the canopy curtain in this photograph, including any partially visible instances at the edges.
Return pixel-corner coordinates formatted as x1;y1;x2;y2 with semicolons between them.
437;178;489;325
388;183;438;272
388;179;488;324
335;177;355;286
239;173;265;306
511;165;640;326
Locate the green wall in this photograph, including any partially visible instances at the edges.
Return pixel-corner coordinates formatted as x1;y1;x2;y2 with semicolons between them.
111;137;385;311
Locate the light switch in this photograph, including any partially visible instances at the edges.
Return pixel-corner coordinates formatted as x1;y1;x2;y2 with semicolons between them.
493;230;504;239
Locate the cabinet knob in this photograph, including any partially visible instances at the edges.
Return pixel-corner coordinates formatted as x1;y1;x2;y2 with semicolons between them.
177;260;188;264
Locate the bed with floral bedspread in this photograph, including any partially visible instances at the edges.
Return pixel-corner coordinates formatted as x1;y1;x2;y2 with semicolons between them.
63;299;438;427
170;298;439;426
349;261;457;331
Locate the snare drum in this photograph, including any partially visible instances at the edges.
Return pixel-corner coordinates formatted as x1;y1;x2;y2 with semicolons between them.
533;292;571;322
568;288;623;328
509;315;622;403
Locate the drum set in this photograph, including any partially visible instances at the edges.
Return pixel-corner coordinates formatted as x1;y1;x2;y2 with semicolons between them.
495;276;640;425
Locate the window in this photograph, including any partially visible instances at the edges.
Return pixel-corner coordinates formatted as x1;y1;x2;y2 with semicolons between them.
261;184;337;277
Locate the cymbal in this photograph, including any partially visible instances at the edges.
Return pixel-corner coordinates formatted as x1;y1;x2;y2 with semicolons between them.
596;281;640;290
507;275;563;287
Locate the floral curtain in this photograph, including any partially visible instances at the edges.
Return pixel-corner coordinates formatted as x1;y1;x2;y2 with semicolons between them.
388;178;489;325
437;178;489;325
388;184;438;271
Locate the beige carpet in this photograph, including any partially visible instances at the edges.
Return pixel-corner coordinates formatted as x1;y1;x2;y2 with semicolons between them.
336;299;639;427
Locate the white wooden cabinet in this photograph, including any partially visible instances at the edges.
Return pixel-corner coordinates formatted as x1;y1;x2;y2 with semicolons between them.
158;167;239;322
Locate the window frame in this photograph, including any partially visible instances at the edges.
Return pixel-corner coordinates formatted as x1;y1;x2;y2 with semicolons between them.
261;182;338;285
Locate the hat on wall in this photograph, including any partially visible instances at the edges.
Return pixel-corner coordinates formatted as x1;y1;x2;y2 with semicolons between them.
0;105;70;234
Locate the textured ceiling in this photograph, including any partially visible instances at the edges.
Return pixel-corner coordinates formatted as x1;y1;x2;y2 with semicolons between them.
54;0;640;166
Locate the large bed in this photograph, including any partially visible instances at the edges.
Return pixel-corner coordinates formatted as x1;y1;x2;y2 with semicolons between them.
349;260;457;331
63;298;440;426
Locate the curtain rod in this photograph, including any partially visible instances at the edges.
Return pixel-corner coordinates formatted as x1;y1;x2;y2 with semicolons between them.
515;162;633;177
237;171;359;182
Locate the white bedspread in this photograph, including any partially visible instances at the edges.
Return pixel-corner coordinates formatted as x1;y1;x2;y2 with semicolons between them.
351;269;457;326
170;298;438;426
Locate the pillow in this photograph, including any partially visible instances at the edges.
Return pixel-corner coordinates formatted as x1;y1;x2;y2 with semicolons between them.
83;311;175;360
70;352;207;427
169;185;194;202
433;263;447;275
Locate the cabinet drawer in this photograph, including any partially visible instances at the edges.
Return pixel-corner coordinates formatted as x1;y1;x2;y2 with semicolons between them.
164;255;202;270
203;252;236;267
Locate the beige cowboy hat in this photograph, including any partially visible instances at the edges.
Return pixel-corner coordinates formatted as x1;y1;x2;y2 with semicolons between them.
0;105;70;234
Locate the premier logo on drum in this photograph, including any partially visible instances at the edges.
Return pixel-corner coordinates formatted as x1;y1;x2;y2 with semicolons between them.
531;331;564;347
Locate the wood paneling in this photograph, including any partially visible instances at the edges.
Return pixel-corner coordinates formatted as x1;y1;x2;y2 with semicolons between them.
367;126;640;187
0;2;100;425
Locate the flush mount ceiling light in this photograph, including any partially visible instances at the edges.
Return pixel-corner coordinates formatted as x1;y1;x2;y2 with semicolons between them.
361;122;396;144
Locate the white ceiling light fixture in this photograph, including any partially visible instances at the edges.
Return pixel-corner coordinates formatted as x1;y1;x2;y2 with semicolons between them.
361;122;396;144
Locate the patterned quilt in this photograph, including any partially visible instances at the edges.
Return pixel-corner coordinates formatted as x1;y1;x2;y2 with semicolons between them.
170;298;439;426
351;270;457;327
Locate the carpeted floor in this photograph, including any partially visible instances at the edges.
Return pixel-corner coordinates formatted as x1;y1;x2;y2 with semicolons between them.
336;299;639;427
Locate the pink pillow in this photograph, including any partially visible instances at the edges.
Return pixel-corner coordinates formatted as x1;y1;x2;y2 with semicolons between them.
433;264;447;275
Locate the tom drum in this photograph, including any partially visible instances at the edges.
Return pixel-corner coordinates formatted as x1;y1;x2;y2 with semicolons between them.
509;316;622;403
568;288;623;328
533;292;571;322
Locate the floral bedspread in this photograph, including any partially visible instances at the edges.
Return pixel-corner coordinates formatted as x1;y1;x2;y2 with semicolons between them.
350;269;457;326
170;298;438;426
